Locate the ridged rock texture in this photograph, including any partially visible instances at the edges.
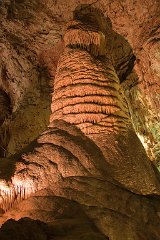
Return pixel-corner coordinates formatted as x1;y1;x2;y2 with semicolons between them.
0;2;160;240
0;119;160;239
0;0;159;165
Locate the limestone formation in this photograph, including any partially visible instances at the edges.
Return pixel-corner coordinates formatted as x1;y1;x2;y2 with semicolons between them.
50;14;160;195
0;3;159;240
0;1;159;163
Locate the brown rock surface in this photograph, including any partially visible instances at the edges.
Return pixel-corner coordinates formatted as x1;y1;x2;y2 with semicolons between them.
0;1;159;240
0;120;159;239
0;0;159;163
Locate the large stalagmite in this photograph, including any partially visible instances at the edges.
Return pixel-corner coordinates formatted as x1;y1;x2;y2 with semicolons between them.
0;5;160;240
50;14;160;195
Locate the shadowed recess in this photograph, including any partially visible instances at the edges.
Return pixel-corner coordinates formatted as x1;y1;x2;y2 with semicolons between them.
0;89;12;158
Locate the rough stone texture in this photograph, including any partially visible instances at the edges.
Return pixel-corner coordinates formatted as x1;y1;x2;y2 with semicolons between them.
0;120;160;239
0;0;159;163
51;48;130;133
0;1;159;240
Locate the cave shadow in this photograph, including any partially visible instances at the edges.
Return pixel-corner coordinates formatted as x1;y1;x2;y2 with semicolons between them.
0;195;109;240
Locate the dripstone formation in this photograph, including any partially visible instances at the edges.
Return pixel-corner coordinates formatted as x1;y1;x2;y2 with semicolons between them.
0;7;160;240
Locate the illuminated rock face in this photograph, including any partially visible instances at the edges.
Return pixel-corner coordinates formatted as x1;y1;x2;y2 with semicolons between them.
0;6;160;240
51;17;130;135
50;16;160;194
1;1;159;165
51;22;130;135
0;121;160;240
51;49;130;134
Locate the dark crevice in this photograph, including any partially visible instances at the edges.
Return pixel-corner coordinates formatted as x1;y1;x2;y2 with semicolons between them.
117;55;136;83
0;89;12;158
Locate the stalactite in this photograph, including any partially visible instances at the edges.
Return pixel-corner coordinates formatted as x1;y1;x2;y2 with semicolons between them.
0;183;36;212
64;20;106;56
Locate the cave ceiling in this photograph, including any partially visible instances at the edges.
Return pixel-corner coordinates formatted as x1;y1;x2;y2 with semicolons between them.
0;0;159;165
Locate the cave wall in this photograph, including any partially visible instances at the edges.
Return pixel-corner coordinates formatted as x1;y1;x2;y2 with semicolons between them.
0;0;159;163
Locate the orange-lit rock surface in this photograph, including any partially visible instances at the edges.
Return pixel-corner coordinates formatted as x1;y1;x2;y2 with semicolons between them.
0;2;160;240
0;119;160;239
0;0;159;163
